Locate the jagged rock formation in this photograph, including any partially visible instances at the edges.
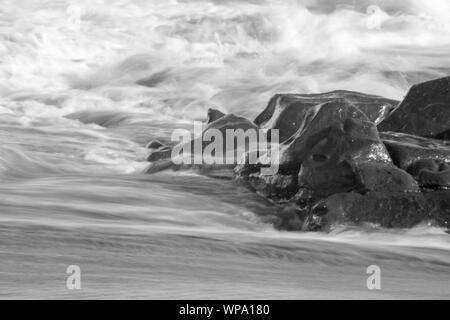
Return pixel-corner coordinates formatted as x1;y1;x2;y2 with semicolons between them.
145;77;450;231
254;91;398;143
309;191;450;230
146;110;259;178
378;77;450;139
380;132;450;188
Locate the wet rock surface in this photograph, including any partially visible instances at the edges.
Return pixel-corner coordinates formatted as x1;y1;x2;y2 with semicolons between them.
254;90;398;143
407;159;450;188
278;100;392;170
206;108;226;124
378;76;450;139
146;77;450;230
380;132;450;188
236;100;398;201
238;172;298;202
145;112;259;177
380;132;450;169
204;113;258;135
146;139;165;149
277;101;413;199
353;162;419;193
309;190;450;230
146;145;172;162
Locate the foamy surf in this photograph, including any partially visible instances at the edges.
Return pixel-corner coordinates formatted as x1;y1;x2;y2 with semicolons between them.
0;0;449;299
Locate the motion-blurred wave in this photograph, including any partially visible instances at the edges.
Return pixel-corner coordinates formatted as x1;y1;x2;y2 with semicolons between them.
0;0;449;299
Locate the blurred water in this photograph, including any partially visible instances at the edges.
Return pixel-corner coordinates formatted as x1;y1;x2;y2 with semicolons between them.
0;0;449;299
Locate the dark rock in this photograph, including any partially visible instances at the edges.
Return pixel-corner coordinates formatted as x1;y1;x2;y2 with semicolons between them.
240;172;298;201
146;146;172;162
310;190;450;229
147;113;257;162
141;83;450;231
380;131;450;188
297;158;359;199
206;108;226;124
279;100;392;170
205;113;258;133
254;90;398;143
188;113;259;161
238;100;417;201
407;159;450;188
297;152;418;200
378;77;450;139
380;131;450;169
353;162;419;193
146;139;165;149
435;130;450;140
284;101;416;199
235;148;298;201
272;204;309;231
146;112;259;175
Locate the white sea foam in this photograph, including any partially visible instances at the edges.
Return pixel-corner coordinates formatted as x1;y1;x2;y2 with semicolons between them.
1;0;450;119
1;0;449;299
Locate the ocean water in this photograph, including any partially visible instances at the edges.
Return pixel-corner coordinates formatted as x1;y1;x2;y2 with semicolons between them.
0;0;449;299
